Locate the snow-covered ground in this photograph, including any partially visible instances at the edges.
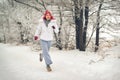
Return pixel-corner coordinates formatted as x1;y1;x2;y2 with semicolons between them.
0;43;120;80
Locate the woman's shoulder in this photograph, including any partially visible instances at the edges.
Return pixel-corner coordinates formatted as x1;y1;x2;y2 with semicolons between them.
51;19;57;23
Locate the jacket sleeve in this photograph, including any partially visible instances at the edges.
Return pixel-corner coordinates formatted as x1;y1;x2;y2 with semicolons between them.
35;24;41;36
53;20;59;34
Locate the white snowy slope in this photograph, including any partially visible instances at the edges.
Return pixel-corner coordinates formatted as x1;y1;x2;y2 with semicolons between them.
0;43;120;80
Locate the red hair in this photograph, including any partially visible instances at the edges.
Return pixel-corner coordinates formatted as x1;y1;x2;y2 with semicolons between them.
43;10;54;20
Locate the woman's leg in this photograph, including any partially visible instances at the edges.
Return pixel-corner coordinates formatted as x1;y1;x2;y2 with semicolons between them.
40;40;52;65
47;40;52;51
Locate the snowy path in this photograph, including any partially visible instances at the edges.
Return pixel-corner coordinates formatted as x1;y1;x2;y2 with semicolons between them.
0;43;120;80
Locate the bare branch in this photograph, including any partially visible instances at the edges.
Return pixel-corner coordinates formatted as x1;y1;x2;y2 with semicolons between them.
35;0;46;10
14;0;41;12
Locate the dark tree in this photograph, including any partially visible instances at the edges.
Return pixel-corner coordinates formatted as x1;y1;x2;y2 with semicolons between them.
82;0;89;51
95;0;104;52
74;0;89;51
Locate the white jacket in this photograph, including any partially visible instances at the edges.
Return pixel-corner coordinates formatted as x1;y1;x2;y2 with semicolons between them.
35;19;59;41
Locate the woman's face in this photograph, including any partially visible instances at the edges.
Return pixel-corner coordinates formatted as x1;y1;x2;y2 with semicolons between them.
45;13;51;20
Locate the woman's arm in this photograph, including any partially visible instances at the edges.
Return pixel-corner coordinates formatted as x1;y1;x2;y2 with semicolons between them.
52;20;59;33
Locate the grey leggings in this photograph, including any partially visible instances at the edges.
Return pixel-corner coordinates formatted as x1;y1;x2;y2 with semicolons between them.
40;39;52;65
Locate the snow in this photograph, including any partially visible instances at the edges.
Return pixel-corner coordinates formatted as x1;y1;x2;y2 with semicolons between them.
0;43;120;80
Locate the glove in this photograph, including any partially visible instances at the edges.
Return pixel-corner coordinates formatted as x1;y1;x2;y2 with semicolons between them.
34;36;38;40
52;26;55;29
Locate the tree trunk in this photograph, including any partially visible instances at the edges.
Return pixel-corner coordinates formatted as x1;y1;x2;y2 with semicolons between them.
74;0;85;51
3;25;6;43
95;0;104;52
57;6;63;50
74;0;80;49
17;22;24;44
79;8;84;51
82;0;89;51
